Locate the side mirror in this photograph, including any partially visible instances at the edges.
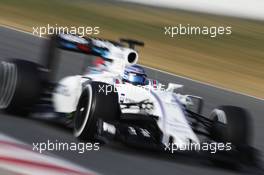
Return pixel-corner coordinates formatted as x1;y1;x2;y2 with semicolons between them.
166;83;184;92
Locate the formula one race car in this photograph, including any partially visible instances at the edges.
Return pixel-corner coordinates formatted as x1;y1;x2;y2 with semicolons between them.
0;33;258;166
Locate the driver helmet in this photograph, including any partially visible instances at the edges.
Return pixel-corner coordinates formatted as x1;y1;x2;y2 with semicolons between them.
122;65;147;85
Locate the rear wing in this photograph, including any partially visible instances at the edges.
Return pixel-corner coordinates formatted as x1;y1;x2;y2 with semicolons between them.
43;34;144;81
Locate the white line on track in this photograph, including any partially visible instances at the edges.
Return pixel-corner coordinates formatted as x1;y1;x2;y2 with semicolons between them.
1;25;263;101
141;65;264;101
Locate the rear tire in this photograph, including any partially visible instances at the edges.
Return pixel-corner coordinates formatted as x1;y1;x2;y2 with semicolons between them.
74;81;120;141
0;59;44;115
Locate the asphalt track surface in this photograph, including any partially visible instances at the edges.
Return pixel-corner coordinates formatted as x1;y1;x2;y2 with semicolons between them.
0;26;263;175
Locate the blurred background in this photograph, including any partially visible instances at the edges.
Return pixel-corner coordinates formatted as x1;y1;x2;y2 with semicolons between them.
0;1;264;175
0;0;263;98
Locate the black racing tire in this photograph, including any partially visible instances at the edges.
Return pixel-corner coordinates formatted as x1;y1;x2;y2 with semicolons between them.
0;59;44;115
73;81;120;141
210;105;252;146
209;106;255;166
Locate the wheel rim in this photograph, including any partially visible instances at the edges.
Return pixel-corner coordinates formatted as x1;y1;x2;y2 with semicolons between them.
74;85;93;137
0;61;17;109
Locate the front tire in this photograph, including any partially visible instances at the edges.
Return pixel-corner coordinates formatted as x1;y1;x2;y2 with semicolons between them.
74;81;120;141
209;106;257;166
210;105;252;146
